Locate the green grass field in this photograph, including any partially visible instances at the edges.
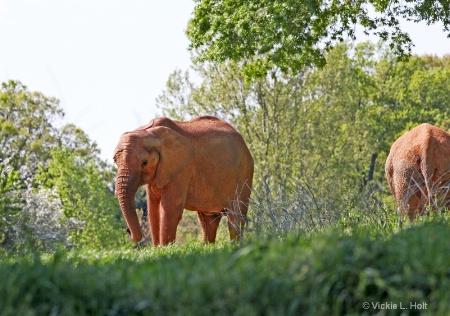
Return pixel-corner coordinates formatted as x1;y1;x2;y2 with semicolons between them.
1;214;449;316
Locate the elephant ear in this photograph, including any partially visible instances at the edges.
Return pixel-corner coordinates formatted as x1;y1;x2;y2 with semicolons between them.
147;126;194;189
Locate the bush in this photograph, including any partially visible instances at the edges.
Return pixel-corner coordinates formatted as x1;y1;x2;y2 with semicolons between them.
12;187;79;250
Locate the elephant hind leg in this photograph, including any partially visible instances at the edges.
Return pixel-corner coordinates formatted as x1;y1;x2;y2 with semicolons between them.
197;212;222;243
404;192;425;220
226;204;248;241
226;185;251;241
400;172;428;220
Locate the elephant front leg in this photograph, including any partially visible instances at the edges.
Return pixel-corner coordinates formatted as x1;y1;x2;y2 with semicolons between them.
159;201;184;245
147;186;161;246
159;181;188;245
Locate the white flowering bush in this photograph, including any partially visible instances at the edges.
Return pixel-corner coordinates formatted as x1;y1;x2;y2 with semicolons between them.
12;187;84;250
1;157;84;250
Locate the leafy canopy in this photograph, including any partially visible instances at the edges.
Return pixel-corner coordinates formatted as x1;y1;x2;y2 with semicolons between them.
187;0;450;77
0;80;104;181
0;80;63;178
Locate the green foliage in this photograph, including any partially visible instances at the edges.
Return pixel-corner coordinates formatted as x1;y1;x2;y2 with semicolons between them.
1;218;449;315
0;80;63;178
188;0;450;78
57;123;104;167
37;148;126;249
0;80;105;182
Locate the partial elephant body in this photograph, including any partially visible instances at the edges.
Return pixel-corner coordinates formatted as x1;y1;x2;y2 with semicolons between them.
385;123;450;220
114;116;254;245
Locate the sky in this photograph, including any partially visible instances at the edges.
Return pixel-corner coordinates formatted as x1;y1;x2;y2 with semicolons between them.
1;0;449;162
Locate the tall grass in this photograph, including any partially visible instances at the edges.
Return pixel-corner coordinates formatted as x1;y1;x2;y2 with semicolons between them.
246;179;402;241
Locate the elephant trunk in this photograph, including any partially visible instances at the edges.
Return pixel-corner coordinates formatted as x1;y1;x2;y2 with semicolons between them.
116;170;142;242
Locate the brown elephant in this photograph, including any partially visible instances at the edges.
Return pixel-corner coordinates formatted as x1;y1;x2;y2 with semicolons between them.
385;123;450;220
113;116;254;245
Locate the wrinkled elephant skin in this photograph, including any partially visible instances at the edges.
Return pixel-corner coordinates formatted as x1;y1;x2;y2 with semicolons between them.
385;123;450;220
113;116;254;245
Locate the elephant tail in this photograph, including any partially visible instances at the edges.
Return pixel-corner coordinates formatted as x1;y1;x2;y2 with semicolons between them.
419;133;434;205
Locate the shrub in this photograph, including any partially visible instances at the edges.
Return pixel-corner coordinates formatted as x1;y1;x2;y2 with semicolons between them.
13;187;79;250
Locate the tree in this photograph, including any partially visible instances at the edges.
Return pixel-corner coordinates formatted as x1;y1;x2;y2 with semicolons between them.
187;0;450;78
0;80;105;182
0;80;63;178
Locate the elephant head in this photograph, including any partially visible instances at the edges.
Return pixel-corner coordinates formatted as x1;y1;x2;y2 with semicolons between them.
113;126;194;242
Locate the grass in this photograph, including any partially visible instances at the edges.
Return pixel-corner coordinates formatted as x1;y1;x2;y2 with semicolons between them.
1;213;449;315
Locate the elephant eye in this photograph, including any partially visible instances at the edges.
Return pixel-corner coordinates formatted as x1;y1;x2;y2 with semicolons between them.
141;160;148;168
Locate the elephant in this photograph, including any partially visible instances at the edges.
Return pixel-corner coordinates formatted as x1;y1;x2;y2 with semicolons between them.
113;115;254;245
385;123;450;220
